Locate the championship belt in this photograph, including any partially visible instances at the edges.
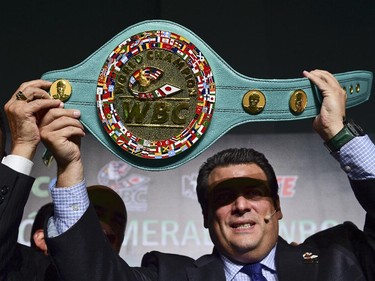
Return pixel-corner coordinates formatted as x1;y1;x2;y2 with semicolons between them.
41;20;373;171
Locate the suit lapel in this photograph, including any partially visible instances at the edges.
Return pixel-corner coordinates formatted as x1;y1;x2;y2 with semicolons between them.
186;239;321;281
186;250;226;281
276;237;319;281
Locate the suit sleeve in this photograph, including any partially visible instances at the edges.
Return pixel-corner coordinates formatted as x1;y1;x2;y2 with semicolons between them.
46;204;144;281
350;178;375;236
349;178;375;279
0;163;35;280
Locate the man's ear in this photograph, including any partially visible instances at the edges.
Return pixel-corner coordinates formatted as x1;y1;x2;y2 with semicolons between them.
203;210;209;229
33;229;48;255
276;199;283;220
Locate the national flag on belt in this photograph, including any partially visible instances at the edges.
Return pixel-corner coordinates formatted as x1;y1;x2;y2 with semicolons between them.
185;140;192;147
97;87;103;96
155;146;162;156
209;82;216;91
130;40;140;48
202;65;212;76
204;104;213;115
129;76;136;85
170;32;179;39
130;135;138;143
138;44;145;52
128;138;138;150
202;90;212;99
197;125;206;135
164;44;173;51
131;48;139;55
157;84;181;96
207;95;216;103
181;53;189;61
197;82;205;93
116;135;126;146
149;68;162;80
143;140;151;147
161;31;171;38
120;54;129;64
119;126;127;134
161;37;169;44
179;128;189;138
173;41;184;49
190;133;198;144
123;131;132;141
195;75;202;84
187;49;197;60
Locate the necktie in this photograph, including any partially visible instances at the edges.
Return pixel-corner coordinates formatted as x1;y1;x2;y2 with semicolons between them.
241;263;267;281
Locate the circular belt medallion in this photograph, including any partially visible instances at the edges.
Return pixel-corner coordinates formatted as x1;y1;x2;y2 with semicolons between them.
96;30;216;159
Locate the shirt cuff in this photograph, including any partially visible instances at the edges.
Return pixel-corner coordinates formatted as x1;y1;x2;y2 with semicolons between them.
1;154;34;175
338;135;375;180
49;179;89;235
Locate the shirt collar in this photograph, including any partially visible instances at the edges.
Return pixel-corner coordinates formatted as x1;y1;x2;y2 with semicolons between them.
221;245;277;280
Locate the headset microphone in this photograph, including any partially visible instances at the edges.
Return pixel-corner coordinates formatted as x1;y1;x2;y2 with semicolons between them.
264;209;279;223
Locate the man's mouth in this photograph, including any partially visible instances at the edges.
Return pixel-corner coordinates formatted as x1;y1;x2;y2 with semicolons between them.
232;222;255;229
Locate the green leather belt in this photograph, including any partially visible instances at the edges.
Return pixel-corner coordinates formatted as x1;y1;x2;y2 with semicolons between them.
41;20;373;171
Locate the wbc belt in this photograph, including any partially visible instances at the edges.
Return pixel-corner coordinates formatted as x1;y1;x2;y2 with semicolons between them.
41;20;373;171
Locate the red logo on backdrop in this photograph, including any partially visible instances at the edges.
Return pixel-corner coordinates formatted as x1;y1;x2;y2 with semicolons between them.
277;176;298;198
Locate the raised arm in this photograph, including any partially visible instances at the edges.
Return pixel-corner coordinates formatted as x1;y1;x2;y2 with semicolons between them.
0;80;61;280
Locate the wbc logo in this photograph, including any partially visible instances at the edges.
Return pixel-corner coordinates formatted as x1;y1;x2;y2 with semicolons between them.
97;161;150;212
96;30;216;160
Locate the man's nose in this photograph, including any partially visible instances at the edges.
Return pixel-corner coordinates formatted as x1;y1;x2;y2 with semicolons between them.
232;195;251;213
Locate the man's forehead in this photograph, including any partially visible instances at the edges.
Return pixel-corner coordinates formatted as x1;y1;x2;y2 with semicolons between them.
209;163;266;178
209;177;268;191
209;164;267;184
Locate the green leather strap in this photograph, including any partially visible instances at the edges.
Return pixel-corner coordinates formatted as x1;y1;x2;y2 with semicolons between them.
41;20;373;171
324;126;354;153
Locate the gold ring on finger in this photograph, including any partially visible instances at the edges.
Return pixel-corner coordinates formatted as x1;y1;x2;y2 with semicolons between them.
15;91;28;101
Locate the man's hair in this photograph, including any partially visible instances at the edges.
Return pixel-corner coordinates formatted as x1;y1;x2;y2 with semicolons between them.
87;185;127;245
30;203;54;249
196;148;279;216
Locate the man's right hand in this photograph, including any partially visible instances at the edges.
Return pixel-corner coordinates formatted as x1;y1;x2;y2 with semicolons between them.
39;107;85;187
4;80;62;160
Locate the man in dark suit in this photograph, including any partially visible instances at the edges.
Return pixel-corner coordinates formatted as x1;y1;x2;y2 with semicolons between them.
0;80;62;281
41;69;374;280
0;82;128;280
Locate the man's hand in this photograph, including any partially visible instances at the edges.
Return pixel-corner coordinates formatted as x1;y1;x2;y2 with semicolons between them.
39;107;85;187
4;80;62;160
303;70;347;141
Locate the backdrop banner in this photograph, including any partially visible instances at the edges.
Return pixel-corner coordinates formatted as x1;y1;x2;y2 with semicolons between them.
16;132;369;266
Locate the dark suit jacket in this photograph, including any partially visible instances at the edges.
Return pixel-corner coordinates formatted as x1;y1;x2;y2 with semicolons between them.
0;164;58;281
46;178;375;281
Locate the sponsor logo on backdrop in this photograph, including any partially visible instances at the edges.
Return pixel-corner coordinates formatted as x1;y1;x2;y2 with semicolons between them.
277;176;298;198
181;173;197;199
97;161;150;212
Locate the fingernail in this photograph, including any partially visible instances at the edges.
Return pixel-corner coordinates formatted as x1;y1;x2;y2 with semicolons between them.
73;110;81;117
59;102;64;108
